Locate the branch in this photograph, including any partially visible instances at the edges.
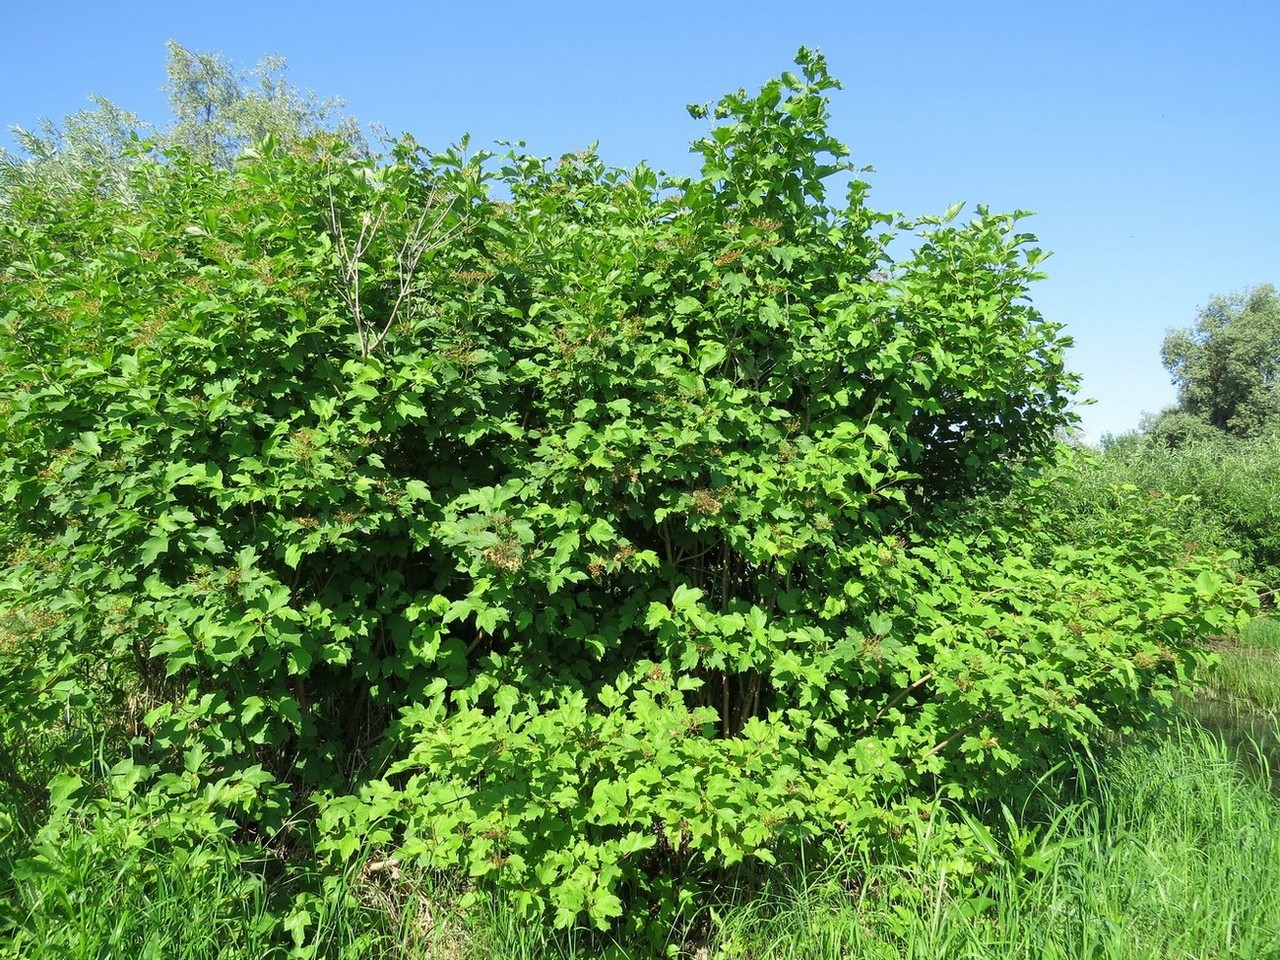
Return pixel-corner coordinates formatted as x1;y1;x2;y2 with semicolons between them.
872;672;934;726
922;713;988;760
325;167;462;357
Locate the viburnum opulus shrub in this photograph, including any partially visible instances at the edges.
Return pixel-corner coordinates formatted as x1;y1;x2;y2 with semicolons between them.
0;49;1251;929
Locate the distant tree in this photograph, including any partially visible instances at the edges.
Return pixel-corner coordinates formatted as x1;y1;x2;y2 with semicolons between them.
161;40;364;168
1159;284;1280;439
1138;406;1231;449
0;96;149;202
0;40;363;206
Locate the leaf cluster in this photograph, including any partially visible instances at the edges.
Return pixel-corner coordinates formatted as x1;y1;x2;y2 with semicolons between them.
1073;433;1280;595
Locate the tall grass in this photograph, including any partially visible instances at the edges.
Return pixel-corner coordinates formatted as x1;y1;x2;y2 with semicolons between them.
1209;649;1280;712
1241;616;1280;651
710;725;1280;960
1201;615;1280;712
1;832;282;959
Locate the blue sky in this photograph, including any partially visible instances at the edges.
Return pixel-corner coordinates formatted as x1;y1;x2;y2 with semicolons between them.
4;1;1277;441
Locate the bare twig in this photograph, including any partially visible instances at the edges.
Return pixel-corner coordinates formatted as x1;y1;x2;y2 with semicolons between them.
325;166;462;357
922;714;988;760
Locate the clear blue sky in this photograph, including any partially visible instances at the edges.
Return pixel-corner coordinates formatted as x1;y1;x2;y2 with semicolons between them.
4;1;1277;442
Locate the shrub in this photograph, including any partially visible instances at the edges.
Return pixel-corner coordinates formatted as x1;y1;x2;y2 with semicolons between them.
0;50;1250;932
1071;433;1280;594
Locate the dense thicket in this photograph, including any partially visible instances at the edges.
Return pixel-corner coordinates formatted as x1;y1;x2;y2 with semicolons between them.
1081;279;1280;603
0;51;1250;931
1070;433;1280;596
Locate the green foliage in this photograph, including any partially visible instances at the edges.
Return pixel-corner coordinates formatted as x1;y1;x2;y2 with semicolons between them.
1157;283;1280;439
0;799;444;959
1071;433;1280;592
0;96;148;207
2;819;281;959
0;41;361;211
1241;614;1280;650
1205;645;1280;714
711;724;1280;960
10;725;1275;959
0;49;1251;932
1198;614;1280;713
162;40;366;169
1137;405;1227;449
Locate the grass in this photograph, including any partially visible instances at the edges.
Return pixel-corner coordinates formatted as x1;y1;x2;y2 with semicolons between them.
1202;615;1280;711
0;836;282;960
710;725;1280;960
1242;616;1280;649
4;723;1279;959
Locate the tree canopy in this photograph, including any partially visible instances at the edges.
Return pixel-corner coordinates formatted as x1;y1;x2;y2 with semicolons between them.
1151;284;1280;442
0;40;361;209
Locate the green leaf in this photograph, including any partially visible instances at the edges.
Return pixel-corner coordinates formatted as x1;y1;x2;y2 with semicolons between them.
494;685;520;713
47;774;86;808
139;534;169;565
698;341;727;374
404;479;432;502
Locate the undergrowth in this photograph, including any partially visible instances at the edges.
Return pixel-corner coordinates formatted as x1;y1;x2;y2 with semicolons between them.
4;722;1277;959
